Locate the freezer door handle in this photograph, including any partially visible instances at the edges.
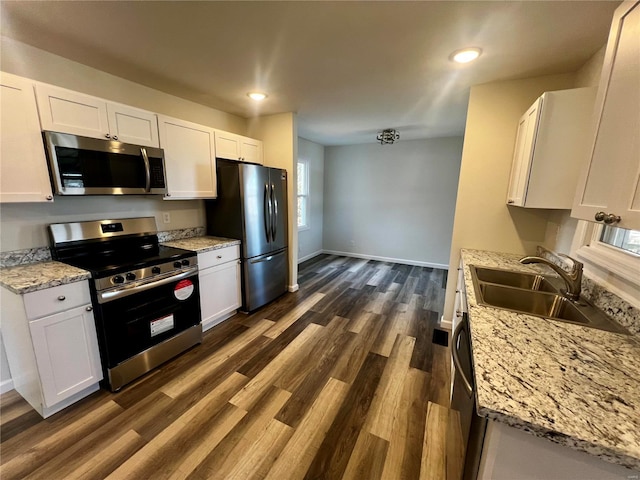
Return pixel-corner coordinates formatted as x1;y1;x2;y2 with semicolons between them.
271;183;277;242
452;313;473;397
251;255;274;264
264;183;272;243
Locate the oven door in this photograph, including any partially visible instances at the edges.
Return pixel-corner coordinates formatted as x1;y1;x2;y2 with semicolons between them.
95;270;201;370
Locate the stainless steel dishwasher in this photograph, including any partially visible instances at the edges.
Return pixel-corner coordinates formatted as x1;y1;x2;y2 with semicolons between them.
451;312;488;480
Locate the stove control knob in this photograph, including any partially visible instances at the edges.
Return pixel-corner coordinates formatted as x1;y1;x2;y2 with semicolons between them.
151;266;161;274
113;275;125;284
174;261;182;268
181;259;190;266
126;272;136;281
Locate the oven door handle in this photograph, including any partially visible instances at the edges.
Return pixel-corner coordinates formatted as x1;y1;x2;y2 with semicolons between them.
452;313;473;397
97;267;198;304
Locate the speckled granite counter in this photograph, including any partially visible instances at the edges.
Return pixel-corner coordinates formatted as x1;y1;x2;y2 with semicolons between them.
460;249;640;471
161;236;240;253
0;261;91;295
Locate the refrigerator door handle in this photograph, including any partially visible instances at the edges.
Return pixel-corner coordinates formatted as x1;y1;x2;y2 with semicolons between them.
264;183;272;243
271;183;277;242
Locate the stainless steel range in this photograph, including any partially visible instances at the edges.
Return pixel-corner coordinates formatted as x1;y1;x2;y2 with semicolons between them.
49;217;202;391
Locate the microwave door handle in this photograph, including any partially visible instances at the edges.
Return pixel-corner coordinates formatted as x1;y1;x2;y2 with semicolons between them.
141;148;151;193
452;315;473;397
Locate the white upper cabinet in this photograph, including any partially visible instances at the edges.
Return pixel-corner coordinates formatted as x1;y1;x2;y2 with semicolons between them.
35;83;159;147
572;0;640;230
0;72;54;203
158;115;217;199
507;88;596;209
214;130;263;165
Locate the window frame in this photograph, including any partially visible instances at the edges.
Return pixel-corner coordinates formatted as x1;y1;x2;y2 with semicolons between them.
297;158;310;231
573;222;640;305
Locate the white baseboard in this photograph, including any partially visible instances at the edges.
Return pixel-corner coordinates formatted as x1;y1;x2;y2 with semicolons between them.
440;315;452;330
321;250;448;270
298;250;324;264
288;284;299;292
1;378;15;394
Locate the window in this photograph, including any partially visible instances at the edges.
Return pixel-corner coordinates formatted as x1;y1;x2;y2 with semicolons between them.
297;159;309;230
575;223;640;299
600;225;640;255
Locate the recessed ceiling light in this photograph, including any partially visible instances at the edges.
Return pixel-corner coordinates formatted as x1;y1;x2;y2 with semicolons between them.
247;92;267;101
450;47;482;64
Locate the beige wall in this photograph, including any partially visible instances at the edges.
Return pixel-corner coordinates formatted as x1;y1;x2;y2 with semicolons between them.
0;36;247;134
0;35;254;253
442;73;576;322
247;113;299;289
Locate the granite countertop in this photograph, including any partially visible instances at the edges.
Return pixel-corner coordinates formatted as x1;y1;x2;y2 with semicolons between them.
460;249;640;471
0;261;91;295
161;236;240;253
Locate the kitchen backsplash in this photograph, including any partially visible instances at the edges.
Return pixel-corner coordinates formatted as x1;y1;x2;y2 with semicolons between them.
157;226;205;243
0;247;51;268
0;227;206;268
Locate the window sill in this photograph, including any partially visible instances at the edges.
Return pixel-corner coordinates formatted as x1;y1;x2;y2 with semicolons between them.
298;225;310;232
575;243;640;308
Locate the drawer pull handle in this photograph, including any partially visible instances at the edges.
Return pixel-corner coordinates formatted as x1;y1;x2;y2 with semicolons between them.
217;255;222;259
86;306;93;312
57;295;66;301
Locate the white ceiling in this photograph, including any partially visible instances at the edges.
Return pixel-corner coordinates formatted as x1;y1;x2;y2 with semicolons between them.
0;1;619;146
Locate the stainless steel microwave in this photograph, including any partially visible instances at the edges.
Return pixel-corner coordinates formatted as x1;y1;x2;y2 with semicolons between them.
43;131;167;196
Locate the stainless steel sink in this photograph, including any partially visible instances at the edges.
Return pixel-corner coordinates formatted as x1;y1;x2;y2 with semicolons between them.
472;266;559;292
470;266;628;334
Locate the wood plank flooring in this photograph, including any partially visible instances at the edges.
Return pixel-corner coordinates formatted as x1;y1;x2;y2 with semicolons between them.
0;254;461;480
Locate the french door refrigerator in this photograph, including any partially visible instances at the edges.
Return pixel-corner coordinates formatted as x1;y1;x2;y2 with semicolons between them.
205;159;288;312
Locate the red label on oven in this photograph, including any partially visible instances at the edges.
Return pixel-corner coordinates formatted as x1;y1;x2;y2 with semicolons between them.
174;279;194;300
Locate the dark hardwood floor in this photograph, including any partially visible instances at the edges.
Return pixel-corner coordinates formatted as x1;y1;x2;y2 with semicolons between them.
0;254;462;480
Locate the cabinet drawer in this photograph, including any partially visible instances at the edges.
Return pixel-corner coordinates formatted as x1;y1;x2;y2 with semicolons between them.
24;282;91;320
198;245;240;270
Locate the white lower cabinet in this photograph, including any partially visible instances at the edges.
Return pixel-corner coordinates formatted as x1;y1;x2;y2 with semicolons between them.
478;420;637;479
198;246;241;331
1;281;103;418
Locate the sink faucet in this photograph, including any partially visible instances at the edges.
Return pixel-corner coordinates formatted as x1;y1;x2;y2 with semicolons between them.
520;253;583;301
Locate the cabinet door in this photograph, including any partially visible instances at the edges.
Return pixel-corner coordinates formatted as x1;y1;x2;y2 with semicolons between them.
240;137;263;165
214;130;242;161
35;84;110;140
572;1;640;230
158;115;217;199
106;103;159;147
0;73;54;203
506;99;541;206
29;304;103;408
199;261;241;330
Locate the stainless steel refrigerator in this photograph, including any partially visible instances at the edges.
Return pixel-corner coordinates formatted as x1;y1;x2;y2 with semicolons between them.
205;159;288;312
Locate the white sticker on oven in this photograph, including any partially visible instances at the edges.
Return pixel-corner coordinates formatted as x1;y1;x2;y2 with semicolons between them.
174;279;194;300
150;314;174;337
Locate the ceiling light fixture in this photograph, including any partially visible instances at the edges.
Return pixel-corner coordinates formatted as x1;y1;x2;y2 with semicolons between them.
450;47;482;64
247;92;267;101
377;128;400;145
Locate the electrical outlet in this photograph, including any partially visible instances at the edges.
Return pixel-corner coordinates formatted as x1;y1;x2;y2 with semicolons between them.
162;212;171;224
